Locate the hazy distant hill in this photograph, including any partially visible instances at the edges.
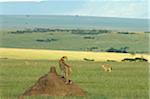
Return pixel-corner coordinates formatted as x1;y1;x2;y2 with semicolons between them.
0;15;149;32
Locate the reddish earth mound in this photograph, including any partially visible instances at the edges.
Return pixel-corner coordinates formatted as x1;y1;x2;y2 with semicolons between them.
22;67;86;96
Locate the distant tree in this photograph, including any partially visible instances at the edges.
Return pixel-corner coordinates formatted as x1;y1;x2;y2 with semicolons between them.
106;47;129;53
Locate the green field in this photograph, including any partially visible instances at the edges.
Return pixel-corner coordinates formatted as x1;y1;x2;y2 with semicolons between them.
0;29;149;53
0;28;149;99
0;59;148;99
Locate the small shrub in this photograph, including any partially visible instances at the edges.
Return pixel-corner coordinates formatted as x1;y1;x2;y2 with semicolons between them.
36;38;58;42
134;58;148;62
121;58;135;62
107;60;117;62
83;36;95;39
106;47;129;53
122;57;148;62
83;58;94;61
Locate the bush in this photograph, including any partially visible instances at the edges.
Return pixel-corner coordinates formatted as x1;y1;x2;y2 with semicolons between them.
144;31;150;33
83;36;95;39
10;28;73;34
86;47;98;51
106;47;129;53
83;58;94;61
107;60;117;62
121;58;135;62
72;29;110;35
134;58;148;62
118;32;135;34
36;38;58;42
122;57;148;62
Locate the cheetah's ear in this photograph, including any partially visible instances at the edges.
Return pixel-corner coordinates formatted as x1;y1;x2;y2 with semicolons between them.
62;56;68;60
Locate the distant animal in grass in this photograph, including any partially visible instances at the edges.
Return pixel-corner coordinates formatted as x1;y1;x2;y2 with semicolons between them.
101;64;112;72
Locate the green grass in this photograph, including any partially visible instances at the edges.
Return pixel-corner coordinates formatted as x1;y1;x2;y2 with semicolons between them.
0;30;149;53
0;59;148;99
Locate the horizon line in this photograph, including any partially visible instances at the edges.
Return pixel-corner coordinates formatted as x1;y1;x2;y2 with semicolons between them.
0;14;149;19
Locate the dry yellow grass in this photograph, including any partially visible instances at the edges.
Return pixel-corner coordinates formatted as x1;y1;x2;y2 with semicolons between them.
0;48;150;62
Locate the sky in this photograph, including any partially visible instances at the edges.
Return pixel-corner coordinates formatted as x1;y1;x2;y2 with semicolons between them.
0;0;149;19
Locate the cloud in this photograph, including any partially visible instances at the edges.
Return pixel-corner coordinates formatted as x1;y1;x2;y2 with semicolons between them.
0;0;45;2
0;0;149;18
71;0;149;18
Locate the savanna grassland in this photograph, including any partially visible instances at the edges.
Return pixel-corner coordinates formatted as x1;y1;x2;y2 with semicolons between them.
0;29;149;53
0;59;149;99
1;48;149;62
0;28;149;99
